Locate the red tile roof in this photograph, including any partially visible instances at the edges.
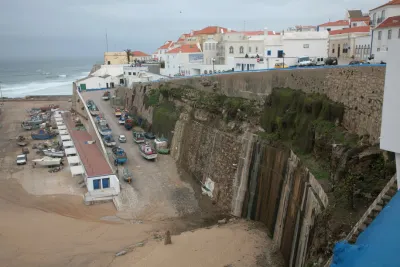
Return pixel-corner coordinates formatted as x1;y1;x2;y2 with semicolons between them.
159;41;174;50
131;51;150;57
242;31;264;36
329;26;370;35
193;26;229;35
166;44;201;54
64;114;112;177
319;20;349;27
177;33;190;42
376;16;400;29
371;0;400;11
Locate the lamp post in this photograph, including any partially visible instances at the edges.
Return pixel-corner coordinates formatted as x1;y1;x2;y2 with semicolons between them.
178;65;181;76
212;58;215;73
283;52;286;68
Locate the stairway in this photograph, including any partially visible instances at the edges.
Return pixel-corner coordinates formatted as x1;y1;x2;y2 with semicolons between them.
324;175;398;266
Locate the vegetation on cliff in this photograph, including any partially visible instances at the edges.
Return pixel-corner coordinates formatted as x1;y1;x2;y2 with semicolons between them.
258;88;395;265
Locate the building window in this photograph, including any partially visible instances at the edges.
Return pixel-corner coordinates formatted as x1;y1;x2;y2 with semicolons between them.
249;47;252;53
399;29;400;38
102;178;110;189
229;46;234;54
378;31;382;40
373;13;376;24
388;29;392;39
267;50;271;56
352;23;357;27
120;79;124;84
239;46;244;54
303;44;309;48
327;28;331;31
255;47;258;53
381;10;385;20
377;48;380;52
128;72;131;75
212;43;216;50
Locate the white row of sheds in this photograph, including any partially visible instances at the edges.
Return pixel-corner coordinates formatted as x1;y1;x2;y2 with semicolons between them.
54;111;85;177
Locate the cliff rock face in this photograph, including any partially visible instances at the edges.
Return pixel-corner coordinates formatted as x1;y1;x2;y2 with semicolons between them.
111;66;392;267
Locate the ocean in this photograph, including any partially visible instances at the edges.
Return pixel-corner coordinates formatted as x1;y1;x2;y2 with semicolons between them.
0;57;101;98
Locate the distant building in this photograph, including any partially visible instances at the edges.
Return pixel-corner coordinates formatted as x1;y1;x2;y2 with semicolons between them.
152;41;174;62
371;16;400;63
104;51;151;65
328;26;371;61
162;44;203;76
76;65;125;90
318;20;349;32
264;29;329;67
370;0;400;27
369;0;400;63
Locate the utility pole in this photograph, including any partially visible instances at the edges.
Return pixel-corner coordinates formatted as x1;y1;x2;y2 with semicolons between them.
106;29;109;52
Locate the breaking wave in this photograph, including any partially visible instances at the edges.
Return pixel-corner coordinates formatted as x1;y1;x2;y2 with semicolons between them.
2;74;87;98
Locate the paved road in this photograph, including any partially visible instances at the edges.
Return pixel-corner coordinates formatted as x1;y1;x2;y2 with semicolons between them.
81;90;199;221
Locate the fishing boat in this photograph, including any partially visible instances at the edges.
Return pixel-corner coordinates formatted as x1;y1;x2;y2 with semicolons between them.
42;149;65;158
144;132;156;141
114;108;122;117
32;156;61;166
31;129;56;140
139;142;157;160
111;147;127;165
95;116;112;136
103;135;116;147
87;100;100;116
132;131;145;143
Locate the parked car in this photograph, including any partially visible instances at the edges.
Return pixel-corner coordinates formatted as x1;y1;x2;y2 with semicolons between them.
16;154;27;165
118;134;127;143
349;60;370;65
325;57;338;65
274;63;289;69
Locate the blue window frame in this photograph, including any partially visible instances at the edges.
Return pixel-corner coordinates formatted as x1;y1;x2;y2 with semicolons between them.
93;179;101;190
102;178;110;189
267;50;271;56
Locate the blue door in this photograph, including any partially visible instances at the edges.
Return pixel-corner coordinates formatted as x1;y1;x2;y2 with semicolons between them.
102;178;110;189
93;179;101;190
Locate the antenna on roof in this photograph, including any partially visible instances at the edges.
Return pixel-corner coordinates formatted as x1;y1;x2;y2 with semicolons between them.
105;29;109;52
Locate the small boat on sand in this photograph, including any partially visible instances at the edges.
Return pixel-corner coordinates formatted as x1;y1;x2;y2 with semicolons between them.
42;149;65;158
139;142;157;160
133;131;145;143
32;156;61;166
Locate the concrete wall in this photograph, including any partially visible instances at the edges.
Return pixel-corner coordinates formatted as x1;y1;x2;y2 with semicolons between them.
168;66;386;143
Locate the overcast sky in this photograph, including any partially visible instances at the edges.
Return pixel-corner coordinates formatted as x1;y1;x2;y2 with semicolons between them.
0;0;385;59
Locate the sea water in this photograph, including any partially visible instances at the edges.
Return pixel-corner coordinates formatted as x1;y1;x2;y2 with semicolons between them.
0;57;100;98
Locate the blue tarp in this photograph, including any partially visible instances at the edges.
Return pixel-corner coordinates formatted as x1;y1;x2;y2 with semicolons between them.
331;191;400;267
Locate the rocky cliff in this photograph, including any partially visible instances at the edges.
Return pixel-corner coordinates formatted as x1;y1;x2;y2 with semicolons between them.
112;66;393;267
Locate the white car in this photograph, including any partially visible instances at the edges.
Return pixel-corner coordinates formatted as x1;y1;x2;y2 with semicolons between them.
118;135;127;143
16;154;27;165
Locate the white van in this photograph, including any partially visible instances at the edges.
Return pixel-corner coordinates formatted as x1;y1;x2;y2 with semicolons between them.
297;56;313;67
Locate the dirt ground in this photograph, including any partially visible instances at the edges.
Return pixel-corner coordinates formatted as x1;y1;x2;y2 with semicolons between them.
0;99;282;267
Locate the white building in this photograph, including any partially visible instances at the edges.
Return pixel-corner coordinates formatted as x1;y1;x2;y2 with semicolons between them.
264;29;329;67
370;0;400;28
379;36;400;188
371;16;400;63
76;65;126;91
161;44;203;76
328;26;371;61
369;0;400;63
152;41;174;62
123;66;169;86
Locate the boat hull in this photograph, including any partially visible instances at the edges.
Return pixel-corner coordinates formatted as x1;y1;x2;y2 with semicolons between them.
139;150;157;160
32;158;61;166
31;134;55;140
42;150;65;157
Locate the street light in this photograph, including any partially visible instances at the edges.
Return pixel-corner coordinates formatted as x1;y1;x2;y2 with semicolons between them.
283;53;286;68
212;58;216;73
178;65;181;76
